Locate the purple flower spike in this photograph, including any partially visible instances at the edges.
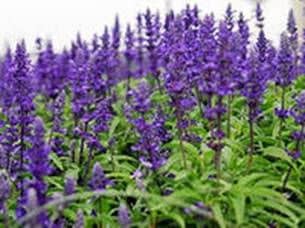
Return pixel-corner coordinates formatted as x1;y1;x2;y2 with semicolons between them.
275;108;289;119
64;177;76;196
132;169;145;191
28;118;52;178
1;42;35;187
112;15;121;52
287;9;297;35
49;91;66;156
256;3;264;28
124;24;136;81
237;13;250;60
27;117;51;208
291;92;305;125
118;204;131;228
136;13;145;77
241;50;267;122
89;163;112;190
288;91;305;161
287;9;298;54
131;115;168;171
143;9;162;88
225;4;234;32
74;210;85;228
35;40;66;98
275;33;295;88
291;131;305;141
286;150;301;160
126;81;170;171
24;188;50;227
128;81;151;114
0;172;10;211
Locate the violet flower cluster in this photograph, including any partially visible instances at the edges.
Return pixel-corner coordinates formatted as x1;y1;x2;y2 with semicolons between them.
288;91;305;159
0;171;10;212
0;42;35;188
126;82;171;170
0;3;305;226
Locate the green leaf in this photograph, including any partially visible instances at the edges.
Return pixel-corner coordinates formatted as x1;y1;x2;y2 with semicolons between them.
45;176;63;189
237;173;267;187
259;210;297;228
164;213;185;228
65;166;80;180
183;141;200;158
272;121;280;139
263;146;298;174
250;187;283;200
255;199;298;224
222;146;233;166
50;153;64;171
231;194;245;226
166;140;199;157
109;116;120;137
264;146;291;162
225;139;245;154
63;208;77;221
212;203;226;228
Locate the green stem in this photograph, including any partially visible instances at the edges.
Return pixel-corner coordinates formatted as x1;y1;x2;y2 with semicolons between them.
79;148;94;185
195;87;204;117
178;127;187;169
3;205;9;228
279;86;286;139
98;197;103;228
282;124;304;190
6;147;10;173
110;146;115;172
227;95;232;139
247;116;254;171
19;111;26;194
156;71;162;94
150;211;157;228
282;165;292;191
71;119;79;163
215;96;223;179
79;122;88;166
125;63;131;103
175;107;187;169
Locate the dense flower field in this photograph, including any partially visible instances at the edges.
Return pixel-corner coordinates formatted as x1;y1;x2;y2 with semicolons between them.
1;3;305;227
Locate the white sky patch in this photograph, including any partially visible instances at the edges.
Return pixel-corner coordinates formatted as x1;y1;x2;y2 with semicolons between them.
0;0;295;51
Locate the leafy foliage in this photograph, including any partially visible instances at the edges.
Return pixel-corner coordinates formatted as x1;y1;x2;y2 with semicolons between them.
0;3;305;228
